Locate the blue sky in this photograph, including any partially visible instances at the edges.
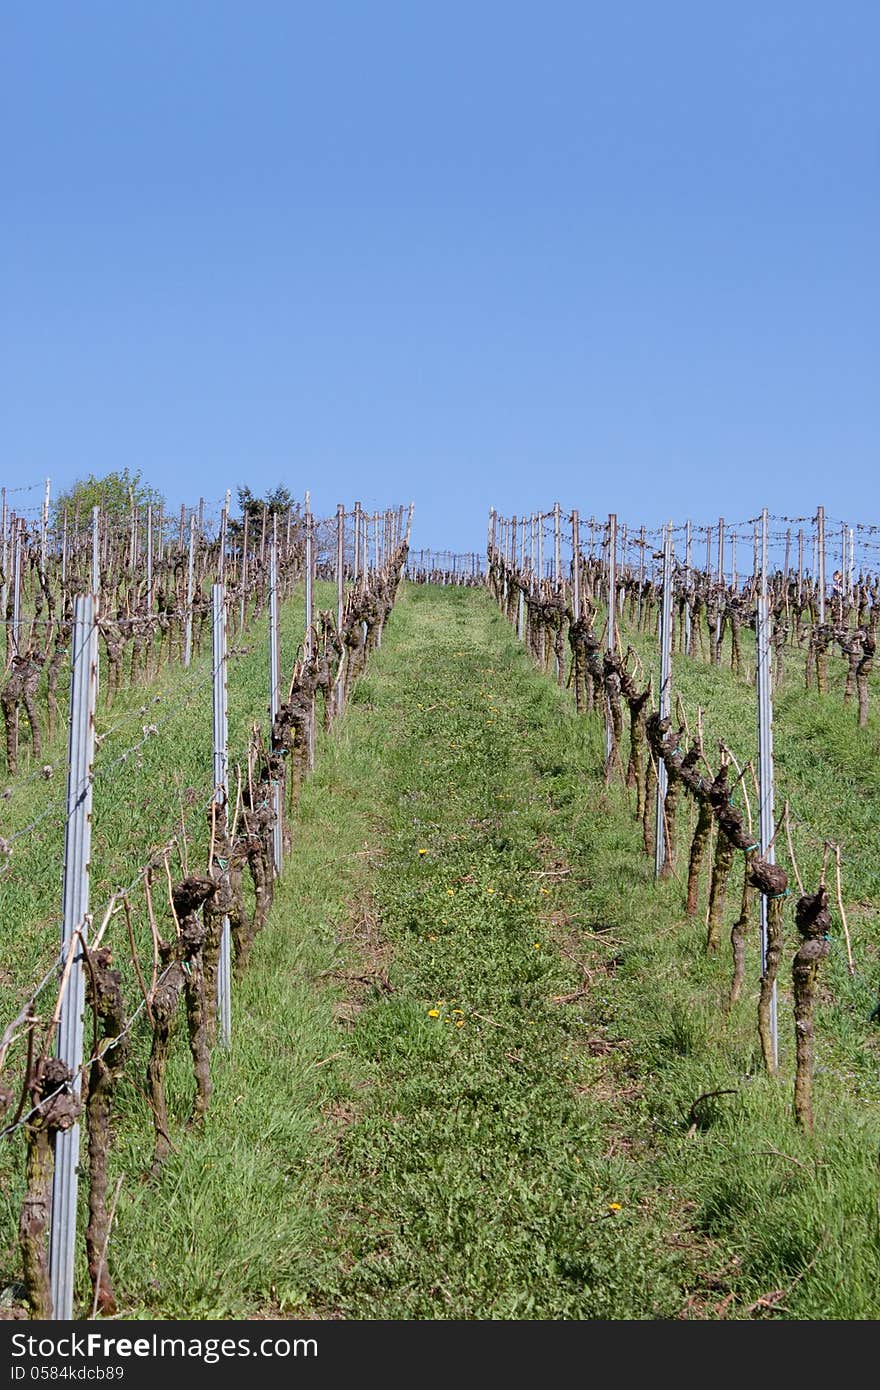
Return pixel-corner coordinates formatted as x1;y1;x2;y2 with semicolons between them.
2;2;878;550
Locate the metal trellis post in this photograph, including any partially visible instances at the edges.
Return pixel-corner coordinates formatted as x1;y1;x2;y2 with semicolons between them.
184;513;196;667
11;516;22;659
816;505;826;624
715;516;725;654
146;504;153;610
654;522;674;879
354;502;362;582
239;511;249;635
91;507;100;602
684;518;692;652
756;507;778;1068
304;494;316;766
336;503;345;627
605;513;617;770
606;513;617;654
41;477;50;573
218;490;230;586
49;594;98;1319
269;530;283;875
212;584;231;1047
0;489;7;655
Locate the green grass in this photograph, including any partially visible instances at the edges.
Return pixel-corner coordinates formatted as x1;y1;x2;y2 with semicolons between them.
298;585;880;1319
0;581;343;1310
1;581;879;1319
0;583;339;1011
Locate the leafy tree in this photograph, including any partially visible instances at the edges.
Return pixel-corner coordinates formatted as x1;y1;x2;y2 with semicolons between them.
231;484;299;539
236;484;297;520
52;468;165;523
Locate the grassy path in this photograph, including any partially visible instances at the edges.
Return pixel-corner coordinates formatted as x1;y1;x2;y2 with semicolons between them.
101;582;695;1317
295;583;879;1319
304;584;691;1317
28;582;878;1319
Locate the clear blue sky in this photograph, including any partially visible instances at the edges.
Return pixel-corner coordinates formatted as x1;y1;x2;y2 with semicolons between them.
2;2;877;550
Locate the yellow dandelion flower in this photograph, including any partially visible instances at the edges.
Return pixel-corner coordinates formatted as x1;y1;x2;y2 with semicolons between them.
608;1203;622;1212
446;888;455;897
455;1019;465;1027
418;848;428;856
539;887;550;895
452;1009;463;1016
427;1009;440;1018
533;943;541;950
486;886;495;894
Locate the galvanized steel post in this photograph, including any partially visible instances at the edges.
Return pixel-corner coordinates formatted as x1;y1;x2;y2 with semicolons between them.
269;530;283;874
11;516;22;659
756;507;778;1068
41;477;50;573
516;515;526;639
684;519;692;652
146;504;154;609
336;504;345;630
91;506;100;602
354;502;362;581
218;490;230;586
816;505;826;623
49;594;98;1318
239;511;249;634
184;513;196;667
606;514;617;656
304;494;316;766
212;584;231;1047
715;517;725;654
605;513;617;770
654;522;674;879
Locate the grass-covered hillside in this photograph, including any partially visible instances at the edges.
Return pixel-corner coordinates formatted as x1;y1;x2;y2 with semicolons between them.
2;582;879;1318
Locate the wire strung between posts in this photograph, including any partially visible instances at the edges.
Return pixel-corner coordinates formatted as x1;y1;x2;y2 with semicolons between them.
1;618;253;856
0;960;62;1074
1;767;227;1135
0;967;175;1145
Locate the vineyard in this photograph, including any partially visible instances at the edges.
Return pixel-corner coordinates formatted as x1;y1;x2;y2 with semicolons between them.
487;503;878;1106
1;487;879;1320
0;485;411;1318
